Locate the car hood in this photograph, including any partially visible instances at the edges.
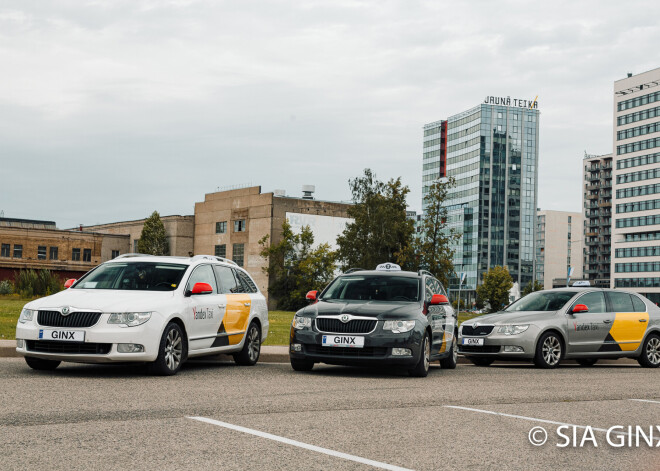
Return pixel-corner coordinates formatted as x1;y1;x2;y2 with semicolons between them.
463;310;558;325
23;289;176;313
303;300;421;319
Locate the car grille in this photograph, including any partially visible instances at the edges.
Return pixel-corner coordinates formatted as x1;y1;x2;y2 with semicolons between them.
37;311;102;328
316;318;377;334
26;340;111;355
461;325;494;336
459;345;501;353
305;345;388;358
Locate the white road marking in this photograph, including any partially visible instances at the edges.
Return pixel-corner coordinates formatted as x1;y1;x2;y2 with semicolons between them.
188;416;414;471
445;405;629;436
630;399;660;404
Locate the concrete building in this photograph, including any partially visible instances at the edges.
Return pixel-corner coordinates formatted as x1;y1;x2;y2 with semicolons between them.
82;215;195;257
194;186;351;307
0;217;129;282
612;68;660;304
582;153;613;288
535;210;583;290
423;97;540;301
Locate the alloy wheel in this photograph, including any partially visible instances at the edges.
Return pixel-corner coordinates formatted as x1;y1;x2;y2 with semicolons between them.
247;325;260;362
542;335;561;366
647;337;660;365
165;328;182;371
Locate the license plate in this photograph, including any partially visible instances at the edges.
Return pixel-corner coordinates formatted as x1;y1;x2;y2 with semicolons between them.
39;329;85;342
322;335;364;348
462;337;484;346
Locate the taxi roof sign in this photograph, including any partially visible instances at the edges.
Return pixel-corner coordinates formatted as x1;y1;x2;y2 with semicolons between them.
376;263;401;271
572;281;591;287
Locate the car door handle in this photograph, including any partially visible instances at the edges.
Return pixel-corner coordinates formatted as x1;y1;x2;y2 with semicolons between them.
603;320;612;324
244;303;251;307
218;305;226;309
639;318;648;323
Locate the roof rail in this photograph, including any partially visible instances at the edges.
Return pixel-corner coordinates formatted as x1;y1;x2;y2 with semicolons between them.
114;253;153;260
418;269;433;277
190;255;238;266
345;268;366;274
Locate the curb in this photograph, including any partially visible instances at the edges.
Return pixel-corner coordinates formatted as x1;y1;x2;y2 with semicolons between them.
0;340;20;358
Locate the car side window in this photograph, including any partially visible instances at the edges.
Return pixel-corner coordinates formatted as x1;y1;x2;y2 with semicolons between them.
631;295;647;312
186;265;217;294
214;265;239;294
235;269;258;293
570;292;606;313
608;292;634;312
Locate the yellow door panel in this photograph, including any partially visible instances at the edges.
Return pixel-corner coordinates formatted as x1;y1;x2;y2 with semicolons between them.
609;312;649;351
225;294;252;345
438;331;447;354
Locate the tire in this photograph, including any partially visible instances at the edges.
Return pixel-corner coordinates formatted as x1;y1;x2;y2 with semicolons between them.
148;322;186;376
409;332;431;377
290;357;315;372
576;358;598;366
467;357;494;367
25;357;61;371
440;332;458;369
233;321;261;366
534;331;564;369
637;333;660;368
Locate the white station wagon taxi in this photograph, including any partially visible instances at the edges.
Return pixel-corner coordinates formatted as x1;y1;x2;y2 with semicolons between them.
15;254;269;375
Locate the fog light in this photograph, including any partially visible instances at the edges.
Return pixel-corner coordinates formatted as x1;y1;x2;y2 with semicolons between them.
117;343;144;353
392;348;412;356
291;343;302;352
504;345;524;353
16;339;24;348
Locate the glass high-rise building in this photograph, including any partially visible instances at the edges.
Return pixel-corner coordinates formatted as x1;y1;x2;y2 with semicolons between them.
422;100;540;302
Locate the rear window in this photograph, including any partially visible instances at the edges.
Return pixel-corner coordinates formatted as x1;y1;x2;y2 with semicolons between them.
632;295;647;312
608;292;634;312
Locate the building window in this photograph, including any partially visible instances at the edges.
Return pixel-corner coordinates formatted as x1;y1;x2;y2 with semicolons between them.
216;221;227;234
133;240;139;252
215;244;227;258
111;250;120;259
232;243;245;267
13;244;22;259
0;244;9;257
49;247;58;260
83;249;92;262
72;248;81;261
234;220;246;232
37;246;47;260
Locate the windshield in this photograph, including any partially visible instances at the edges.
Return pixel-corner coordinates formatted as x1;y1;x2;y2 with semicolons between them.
73;262;188;291
504;291;577;312
322;275;420;302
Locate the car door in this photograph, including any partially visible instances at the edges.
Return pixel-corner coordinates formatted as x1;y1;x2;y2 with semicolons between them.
213;265;252;347
424;277;446;355
603;291;650;352
566;291;609;354
183;264;227;351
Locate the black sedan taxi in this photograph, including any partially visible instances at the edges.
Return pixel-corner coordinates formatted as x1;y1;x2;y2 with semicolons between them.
289;263;457;377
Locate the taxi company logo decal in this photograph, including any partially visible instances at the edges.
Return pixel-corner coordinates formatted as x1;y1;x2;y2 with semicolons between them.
574;322;599;331
193;307;213;320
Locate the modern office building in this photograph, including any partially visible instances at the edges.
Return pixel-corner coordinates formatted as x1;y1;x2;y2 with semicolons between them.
612;68;660;303
582;153;613;288
423;98;540;301
536;210;583;290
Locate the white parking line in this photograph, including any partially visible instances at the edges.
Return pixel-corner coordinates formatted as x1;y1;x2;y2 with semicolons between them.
444;405;628;436
188;416;414;471
630;399;660;404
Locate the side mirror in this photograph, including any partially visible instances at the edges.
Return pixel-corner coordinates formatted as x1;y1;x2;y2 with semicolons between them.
191;282;213;295
306;290;318;302
64;279;76;289
431;294;449;305
572;304;589;314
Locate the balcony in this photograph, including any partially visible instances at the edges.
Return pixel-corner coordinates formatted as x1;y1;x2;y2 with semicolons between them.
599;201;612;207
602;163;613;169
586;194;599;200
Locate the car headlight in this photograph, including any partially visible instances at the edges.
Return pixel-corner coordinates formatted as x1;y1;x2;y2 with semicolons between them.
383;320;416;333
292;316;312;330
497;324;529;335
108;312;152;327
18;308;35;323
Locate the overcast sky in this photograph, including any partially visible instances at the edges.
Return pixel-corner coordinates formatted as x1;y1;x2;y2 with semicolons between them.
2;0;659;228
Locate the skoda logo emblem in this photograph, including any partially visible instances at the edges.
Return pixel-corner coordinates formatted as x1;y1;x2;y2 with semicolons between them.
61;307;71;316
473;322;479;328
340;314;351;323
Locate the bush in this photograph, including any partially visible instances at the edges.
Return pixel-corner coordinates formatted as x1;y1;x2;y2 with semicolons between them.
0;280;13;295
14;269;63;297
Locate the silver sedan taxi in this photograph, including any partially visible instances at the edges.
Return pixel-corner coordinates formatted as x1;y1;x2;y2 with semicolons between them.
458;288;660;368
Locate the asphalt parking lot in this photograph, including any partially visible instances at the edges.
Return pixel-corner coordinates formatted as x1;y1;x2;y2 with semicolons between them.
1;357;659;471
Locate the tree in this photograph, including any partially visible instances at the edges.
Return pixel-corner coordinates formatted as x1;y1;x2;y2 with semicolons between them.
522;279;544;297
138;211;169;255
410;178;458;287
336;169;414;270
476;266;513;313
260;221;336;311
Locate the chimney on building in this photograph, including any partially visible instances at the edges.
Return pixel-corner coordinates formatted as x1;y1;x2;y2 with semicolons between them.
302;185;315;200
627;72;633;77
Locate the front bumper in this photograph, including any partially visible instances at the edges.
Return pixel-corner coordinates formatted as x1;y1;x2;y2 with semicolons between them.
290;327;424;367
15;315;163;363
458;326;539;360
